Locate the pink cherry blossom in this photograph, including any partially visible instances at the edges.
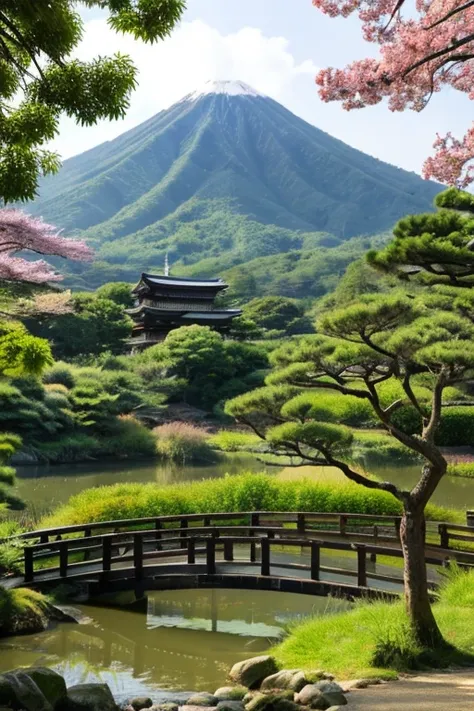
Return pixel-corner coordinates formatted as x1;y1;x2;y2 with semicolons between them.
313;0;474;186
0;209;93;284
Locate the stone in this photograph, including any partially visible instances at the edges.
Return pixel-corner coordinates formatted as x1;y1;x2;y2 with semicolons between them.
181;706;217;711
272;699;301;711
187;694;219;707
243;692;257;705
260;671;298;691
305;672;325;683
294;685;329;710
0;671;53;711
288;672;308;693
230;656;278;689
321;674;335;682
24;668;67;710
313;682;346;708
245;693;273;711
130;698;153;711
325;708;343;711
152;704;179;711
215;687;247;701
65;683;117;711
216;702;245;711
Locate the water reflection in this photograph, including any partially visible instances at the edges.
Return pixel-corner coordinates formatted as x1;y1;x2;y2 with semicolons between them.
0;590;346;703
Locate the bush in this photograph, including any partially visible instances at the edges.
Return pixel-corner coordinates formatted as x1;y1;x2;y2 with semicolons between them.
446;461;474;478
154;422;219;464
42;364;76;389
35;434;102;463
41;472;458;528
352;431;420;464
100;415;157;458
437;407;474;446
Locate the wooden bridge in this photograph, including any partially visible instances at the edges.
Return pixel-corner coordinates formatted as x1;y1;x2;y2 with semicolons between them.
6;511;474;600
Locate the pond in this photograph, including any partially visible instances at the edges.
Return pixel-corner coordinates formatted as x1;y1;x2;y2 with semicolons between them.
12;454;474;516
0;589;348;704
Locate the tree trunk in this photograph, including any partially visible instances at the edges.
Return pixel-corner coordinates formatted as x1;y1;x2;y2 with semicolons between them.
399;506;445;648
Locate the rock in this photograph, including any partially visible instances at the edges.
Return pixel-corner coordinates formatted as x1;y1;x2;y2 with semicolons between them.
130;698;153;711
0;671;53;711
321;674;335;682
181;706;217;711
260;671;298;691
313;682;347;708
305;671;325;683
151;704;179;711
340;679;371;692
325;708;343;711
25;668;67;709
288;672;307;693
216;702;245;711
215;687;247;701
272;700;301;711
187;694;219;707
66;683;117;711
230;656;278;689
243;692;257;705
295;685;330;710
245;693;273;711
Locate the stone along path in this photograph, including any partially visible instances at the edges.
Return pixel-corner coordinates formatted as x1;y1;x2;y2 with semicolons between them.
343;670;474;710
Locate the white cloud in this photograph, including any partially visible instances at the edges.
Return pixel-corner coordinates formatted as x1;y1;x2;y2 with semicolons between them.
51;17;318;159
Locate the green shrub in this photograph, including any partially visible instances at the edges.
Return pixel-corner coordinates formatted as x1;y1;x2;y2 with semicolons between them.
100;415;156;458
42;364;76;389
154;422;219;464
352;431;420;464
446;461;474;478
42;472;457;528
35;434;102;463
437;407;474;446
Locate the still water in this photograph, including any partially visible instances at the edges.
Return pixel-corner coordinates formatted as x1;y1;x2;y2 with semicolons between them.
14;456;474;516
0;590;348;703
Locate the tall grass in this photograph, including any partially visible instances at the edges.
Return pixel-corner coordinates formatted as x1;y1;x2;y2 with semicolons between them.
273;566;474;678
41;472;457;527
154;422;219;464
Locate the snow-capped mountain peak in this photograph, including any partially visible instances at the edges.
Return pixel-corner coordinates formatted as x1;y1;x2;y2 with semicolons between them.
186;80;264;101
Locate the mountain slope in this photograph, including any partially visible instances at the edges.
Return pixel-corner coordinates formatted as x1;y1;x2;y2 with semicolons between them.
30;80;441;289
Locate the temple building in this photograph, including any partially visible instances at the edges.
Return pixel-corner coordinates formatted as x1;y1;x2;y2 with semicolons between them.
126;272;242;350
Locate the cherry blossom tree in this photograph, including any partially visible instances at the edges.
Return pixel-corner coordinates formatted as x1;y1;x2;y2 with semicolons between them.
313;0;474;186
0;209;92;285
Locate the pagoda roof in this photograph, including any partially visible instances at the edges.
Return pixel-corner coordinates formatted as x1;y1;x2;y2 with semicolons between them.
126;305;241;319
132;272;228;294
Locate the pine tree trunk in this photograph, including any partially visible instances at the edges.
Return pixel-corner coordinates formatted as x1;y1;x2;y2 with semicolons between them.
399;506;445;648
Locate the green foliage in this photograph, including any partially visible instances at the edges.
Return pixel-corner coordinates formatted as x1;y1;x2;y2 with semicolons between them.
154;422;219;464
43;472;407;527
274;568;474;678
242;296;311;337
140;325;269;409
0;588;51;636
35;434;101;463
352;431;420;464
436;408;474;446
0;328;53;377
0;433;24;512
0;0;185;202
207;430;262;452
95;282;134;307
31;293;132;359
446;461;474;478
99;415;156;458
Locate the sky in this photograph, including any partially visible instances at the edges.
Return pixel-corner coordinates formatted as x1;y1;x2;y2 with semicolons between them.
51;0;472;176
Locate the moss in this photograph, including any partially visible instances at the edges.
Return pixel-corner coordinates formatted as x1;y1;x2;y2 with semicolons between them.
0;587;55;637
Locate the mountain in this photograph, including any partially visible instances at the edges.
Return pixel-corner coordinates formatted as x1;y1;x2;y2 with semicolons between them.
30;80;442;290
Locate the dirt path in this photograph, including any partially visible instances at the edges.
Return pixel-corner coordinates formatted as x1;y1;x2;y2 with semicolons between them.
344;671;474;710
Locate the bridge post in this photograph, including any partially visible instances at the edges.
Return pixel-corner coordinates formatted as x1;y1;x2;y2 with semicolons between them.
339;515;347;536
310;541;320;581
102;537;112;577
180;519;188;549
134;534;143;581
206;537;216;575
250;513;259;562
439;524;449;549
24;546;33;583
39;533;49;544
223;540;233;562
155;521;162;551
83;527;92;562
59;541;68;578
187;538;195;564
395;517;402;541
261;537;270;576
297;513;305;535
357;545;367;588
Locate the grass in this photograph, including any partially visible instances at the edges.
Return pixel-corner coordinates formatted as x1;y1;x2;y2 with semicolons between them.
154;422;220;464
208;430;262;452
40;472;459;528
0;587;51;636
447;461;474;479
272;566;474;679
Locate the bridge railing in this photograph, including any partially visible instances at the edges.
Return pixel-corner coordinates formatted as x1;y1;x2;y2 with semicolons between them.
18;519;474;594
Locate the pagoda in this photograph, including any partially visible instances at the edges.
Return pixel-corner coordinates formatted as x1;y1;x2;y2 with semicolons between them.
126;272;242;350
